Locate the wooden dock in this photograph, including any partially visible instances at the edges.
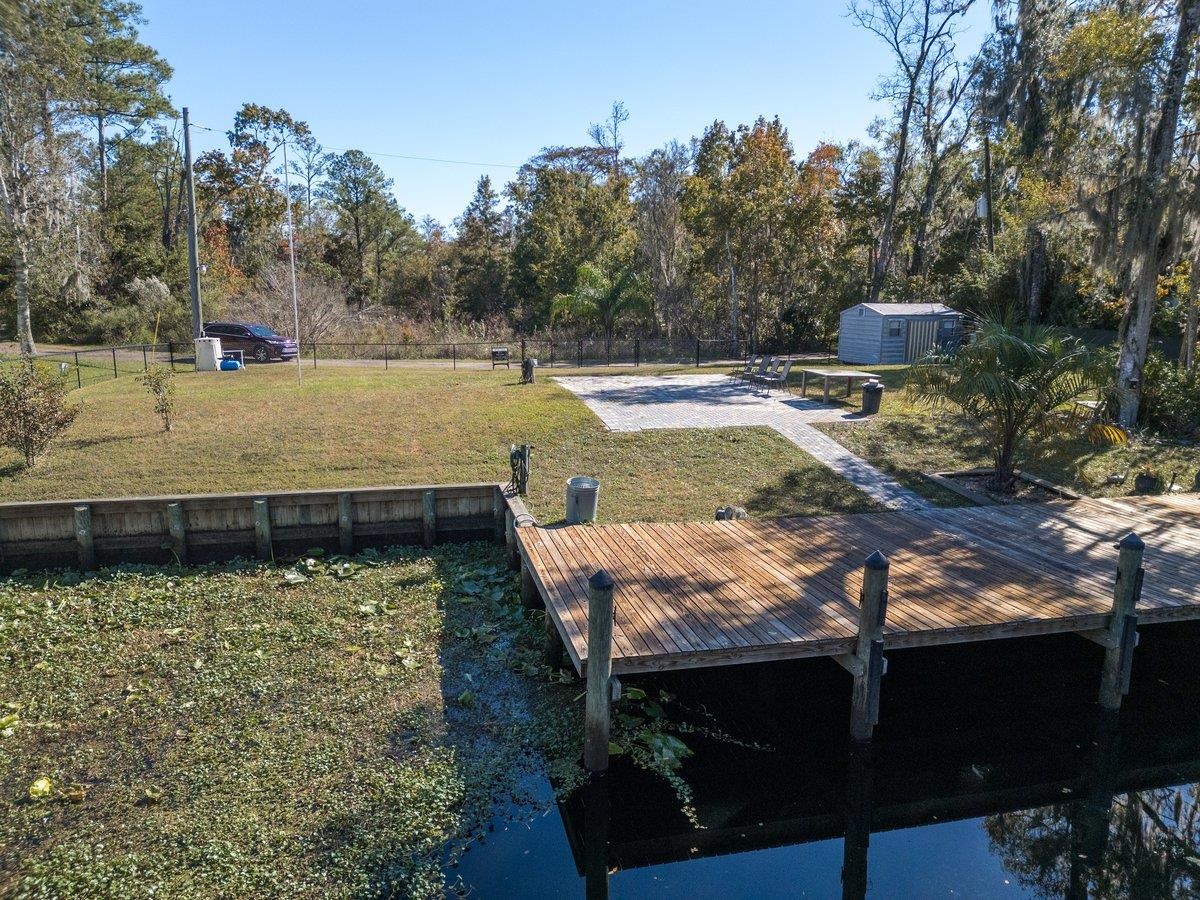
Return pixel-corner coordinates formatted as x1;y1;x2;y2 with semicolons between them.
514;494;1200;761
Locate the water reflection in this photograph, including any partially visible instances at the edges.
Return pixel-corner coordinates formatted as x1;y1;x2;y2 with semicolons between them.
462;623;1200;897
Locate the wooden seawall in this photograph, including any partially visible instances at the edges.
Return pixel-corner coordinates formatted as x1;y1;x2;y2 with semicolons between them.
0;483;522;572
515;495;1200;758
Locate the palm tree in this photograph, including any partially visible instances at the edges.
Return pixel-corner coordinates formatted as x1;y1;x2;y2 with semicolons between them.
552;262;650;353
908;318;1096;493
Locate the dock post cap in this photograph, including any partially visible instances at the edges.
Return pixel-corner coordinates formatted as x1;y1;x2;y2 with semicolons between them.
1116;532;1144;551
864;550;889;570
588;569;614;591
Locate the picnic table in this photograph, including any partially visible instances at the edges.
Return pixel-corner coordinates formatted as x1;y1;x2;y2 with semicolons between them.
799;368;882;403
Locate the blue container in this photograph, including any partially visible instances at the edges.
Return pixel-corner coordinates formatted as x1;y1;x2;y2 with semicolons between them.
219;358;242;371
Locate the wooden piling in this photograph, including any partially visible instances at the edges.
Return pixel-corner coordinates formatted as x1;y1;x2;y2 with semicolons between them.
492;488;506;544
73;505;95;571
1099;533;1144;710
521;561;539;609
166;501;187;563
544;609;565;670
850;551;890;743
337;493;354;554
583;569;615;773
505;508;519;569
422;489;437;548
253;499;272;561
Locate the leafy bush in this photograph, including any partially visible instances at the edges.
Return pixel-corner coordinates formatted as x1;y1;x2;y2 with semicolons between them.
138;365;176;431
1138;353;1200;438
0;361;79;467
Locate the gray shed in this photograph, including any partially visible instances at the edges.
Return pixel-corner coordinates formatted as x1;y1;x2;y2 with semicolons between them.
837;302;963;365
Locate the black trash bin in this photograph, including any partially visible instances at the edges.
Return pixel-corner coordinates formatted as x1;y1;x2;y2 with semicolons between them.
861;380;884;415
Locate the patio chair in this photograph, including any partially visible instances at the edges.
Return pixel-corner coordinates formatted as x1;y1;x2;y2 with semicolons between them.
739;356;771;384
750;357;782;387
759;358;794;393
732;355;762;381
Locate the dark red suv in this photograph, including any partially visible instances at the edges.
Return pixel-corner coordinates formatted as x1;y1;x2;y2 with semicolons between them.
202;322;299;363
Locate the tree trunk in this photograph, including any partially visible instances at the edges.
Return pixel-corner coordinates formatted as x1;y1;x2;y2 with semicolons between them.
990;443;1017;494
870;84;917;303
1185;286;1198;380
908;161;942;277
98;115;107;208
13;237;36;354
1021;226;1047;322
1116;0;1200;426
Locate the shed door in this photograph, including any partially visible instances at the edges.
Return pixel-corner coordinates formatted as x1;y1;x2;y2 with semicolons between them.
905;319;939;361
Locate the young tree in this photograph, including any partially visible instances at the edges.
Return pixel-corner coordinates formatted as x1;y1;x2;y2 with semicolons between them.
552;261;650;348
138;364;175;431
634;142;692;334
909;318;1095;492
0;361;79;467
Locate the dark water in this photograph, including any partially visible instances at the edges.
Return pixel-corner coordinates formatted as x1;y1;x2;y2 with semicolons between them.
450;622;1200;898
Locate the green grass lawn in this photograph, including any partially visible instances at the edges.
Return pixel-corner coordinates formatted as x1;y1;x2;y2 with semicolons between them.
0;545;581;898
0;365;878;521
811;365;1200;500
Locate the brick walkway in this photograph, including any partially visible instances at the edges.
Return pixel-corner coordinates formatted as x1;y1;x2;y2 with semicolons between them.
554;374;931;511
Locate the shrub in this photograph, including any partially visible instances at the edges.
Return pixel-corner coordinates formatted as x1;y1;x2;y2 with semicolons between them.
0;361;79;467
138;365;176;432
1138;353;1200;438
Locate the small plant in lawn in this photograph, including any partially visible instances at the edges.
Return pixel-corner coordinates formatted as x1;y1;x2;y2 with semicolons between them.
0;360;79;467
909;317;1096;493
139;365;176;431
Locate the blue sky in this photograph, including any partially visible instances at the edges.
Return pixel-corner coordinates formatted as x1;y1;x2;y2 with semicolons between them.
140;0;992;228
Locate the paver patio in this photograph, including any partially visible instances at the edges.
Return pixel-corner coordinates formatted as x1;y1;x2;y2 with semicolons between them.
554;374;931;511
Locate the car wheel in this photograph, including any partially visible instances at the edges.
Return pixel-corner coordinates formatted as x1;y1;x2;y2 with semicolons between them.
253;345;270;363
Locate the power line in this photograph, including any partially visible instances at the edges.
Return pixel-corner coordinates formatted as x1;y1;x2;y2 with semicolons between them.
184;119;521;169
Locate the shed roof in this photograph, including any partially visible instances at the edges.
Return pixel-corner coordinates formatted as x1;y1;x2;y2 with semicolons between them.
847;302;960;316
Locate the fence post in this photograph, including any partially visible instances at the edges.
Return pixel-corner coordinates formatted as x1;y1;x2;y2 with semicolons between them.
73;351;81;389
1099;533;1145;710
583;569;615;772
112;347;118;378
635;339;640;367
695;338;701;368
312;344;317;368
452;343;456;370
167;342;175;372
578;339;583;368
142;345;148;371
520;339;526;362
384;343;388;370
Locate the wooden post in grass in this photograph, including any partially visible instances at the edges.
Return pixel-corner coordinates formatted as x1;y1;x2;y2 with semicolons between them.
166;501;187;564
584;569;615;772
850;551;889;743
73;505;95;570
1099;533;1144;710
253;499;272;560
422;490;437;548
337;493;354;554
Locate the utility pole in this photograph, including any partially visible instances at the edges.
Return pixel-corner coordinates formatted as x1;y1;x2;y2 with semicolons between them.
282;140;303;386
183;107;203;339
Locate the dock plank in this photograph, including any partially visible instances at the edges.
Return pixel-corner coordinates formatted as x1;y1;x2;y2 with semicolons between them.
516;496;1200;675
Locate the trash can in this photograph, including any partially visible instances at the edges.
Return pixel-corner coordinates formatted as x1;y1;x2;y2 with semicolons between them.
861;380;884;415
565;476;601;525
195;337;222;372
